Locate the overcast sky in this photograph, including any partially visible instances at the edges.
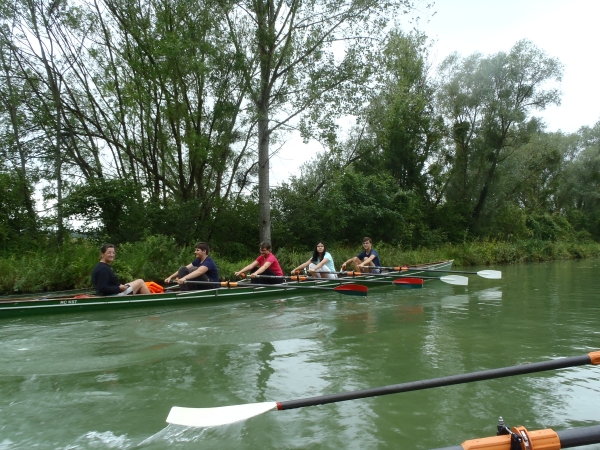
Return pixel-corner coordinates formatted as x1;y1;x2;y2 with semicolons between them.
270;0;600;184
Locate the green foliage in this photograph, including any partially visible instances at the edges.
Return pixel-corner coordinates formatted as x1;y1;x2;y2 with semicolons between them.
525;213;573;241
0;171;38;253
361;30;443;195
63;179;145;243
273;171;425;247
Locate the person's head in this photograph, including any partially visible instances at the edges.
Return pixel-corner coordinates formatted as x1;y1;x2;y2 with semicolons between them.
259;241;272;256
100;243;116;263
195;242;210;255
312;241;327;261
362;237;373;250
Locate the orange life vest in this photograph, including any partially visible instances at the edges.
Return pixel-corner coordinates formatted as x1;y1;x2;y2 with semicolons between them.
145;281;164;294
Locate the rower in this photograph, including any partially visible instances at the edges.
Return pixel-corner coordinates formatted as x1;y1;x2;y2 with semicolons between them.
235;241;284;284
164;242;219;291
340;237;381;274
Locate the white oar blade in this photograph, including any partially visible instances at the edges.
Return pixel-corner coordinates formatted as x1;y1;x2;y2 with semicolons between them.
476;270;502;279
167;402;278;427
440;275;469;286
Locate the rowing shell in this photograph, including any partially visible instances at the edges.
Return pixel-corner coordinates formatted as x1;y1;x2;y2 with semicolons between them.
0;260;454;318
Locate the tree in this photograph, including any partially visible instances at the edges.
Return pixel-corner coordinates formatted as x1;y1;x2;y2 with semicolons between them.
221;0;422;243
361;30;443;196
557;121;600;238
437;40;563;231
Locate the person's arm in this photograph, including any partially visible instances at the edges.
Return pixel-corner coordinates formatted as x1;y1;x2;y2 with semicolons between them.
178;265;208;284
340;257;354;270
252;260;272;276
235;261;259;277
313;257;329;271
291;259;312;274
165;263;194;283
357;254;376;267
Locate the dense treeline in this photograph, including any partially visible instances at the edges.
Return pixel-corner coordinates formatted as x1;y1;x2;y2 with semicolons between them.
1;0;599;262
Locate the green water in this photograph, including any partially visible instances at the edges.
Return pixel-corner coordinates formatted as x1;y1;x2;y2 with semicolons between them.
1;259;599;449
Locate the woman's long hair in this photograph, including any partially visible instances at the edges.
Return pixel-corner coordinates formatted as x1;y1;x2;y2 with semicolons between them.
311;241;326;263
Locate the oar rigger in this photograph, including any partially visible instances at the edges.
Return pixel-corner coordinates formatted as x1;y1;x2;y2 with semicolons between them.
431;416;600;450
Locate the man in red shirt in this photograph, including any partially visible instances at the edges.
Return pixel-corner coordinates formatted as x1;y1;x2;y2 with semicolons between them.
235;241;284;284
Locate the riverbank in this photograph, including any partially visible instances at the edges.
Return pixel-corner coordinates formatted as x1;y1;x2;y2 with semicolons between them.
1;236;599;295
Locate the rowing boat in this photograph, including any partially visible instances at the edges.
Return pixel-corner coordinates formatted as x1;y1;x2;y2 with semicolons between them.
0;260;453;317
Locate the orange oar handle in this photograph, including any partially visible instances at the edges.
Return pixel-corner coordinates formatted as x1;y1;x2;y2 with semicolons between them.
589;350;600;365
290;276;307;281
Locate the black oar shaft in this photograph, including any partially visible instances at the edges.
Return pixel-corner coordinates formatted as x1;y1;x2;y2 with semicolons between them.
278;354;595;411
247;283;337;291
559;424;600;448
379;266;471;275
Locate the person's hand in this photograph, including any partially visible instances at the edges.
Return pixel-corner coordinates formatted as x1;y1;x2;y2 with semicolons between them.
177;278;186;285
165;276;172;284
341;263;346;270
234;271;241;277
119;284;127;292
250;272;257;278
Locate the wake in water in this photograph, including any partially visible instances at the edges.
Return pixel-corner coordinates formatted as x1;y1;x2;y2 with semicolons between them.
137;425;208;447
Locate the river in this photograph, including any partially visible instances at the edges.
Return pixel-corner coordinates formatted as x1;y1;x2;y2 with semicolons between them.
0;259;599;449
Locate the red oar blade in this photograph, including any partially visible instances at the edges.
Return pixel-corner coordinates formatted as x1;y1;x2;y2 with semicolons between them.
393;278;424;289
334;284;368;296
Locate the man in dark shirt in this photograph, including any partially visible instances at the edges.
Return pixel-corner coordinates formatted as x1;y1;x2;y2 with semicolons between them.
165;242;219;291
340;237;381;274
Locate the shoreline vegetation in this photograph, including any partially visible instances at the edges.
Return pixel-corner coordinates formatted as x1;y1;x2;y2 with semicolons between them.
1;236;599;296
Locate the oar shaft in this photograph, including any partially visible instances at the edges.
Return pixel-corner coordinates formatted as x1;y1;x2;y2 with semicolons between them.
378;265;467;274
343;272;449;281
278;353;598;411
234;281;348;292
559;424;600;448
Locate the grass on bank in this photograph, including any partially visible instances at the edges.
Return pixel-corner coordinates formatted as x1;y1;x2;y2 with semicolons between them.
1;235;599;295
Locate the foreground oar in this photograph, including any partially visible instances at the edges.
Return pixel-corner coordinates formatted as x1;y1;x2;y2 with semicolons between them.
380;265;502;279
166;351;600;428
183;280;368;296
432;423;600;450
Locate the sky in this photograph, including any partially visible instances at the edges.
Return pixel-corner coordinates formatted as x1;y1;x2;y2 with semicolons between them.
269;0;600;184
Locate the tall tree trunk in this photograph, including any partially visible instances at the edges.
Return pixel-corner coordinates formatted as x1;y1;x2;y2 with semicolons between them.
257;101;271;243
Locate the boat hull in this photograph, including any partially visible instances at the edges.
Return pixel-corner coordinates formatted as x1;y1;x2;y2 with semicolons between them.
0;260;453;317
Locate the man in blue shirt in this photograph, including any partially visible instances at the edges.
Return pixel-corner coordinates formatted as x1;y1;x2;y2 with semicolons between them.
165;242;219;290
341;237;381;274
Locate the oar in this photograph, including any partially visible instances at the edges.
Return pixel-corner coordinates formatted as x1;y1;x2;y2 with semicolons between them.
166;351;600;427
379;266;502;279
432;424;600;450
183;279;368;296
340;272;469;286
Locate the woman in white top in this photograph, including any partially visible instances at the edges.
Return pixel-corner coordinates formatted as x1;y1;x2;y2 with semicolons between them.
291;241;337;279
